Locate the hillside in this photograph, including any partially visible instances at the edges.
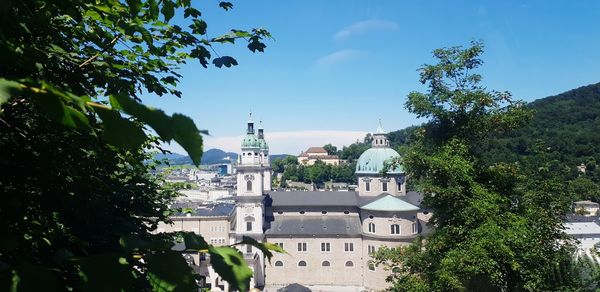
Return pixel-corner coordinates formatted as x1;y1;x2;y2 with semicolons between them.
157;149;291;165
481;82;600;183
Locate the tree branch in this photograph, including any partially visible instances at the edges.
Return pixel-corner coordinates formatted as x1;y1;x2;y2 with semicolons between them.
79;34;122;68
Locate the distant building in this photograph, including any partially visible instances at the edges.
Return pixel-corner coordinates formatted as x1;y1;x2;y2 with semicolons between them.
574;200;599;216
565;216;600;258
163;117;428;291
156;202;235;290
297;147;340;166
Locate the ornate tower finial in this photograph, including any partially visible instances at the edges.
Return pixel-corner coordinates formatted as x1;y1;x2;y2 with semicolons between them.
247;112;255;134
375;118;385;134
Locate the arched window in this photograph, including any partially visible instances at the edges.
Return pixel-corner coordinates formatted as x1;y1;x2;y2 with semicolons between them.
246;180;252;192
298;260;307;267
345;261;354;267
368;222;376;233
322;261;330;267
390;224;400;235
275;261;283;267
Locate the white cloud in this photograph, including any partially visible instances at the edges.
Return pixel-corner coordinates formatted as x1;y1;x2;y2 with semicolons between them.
334;19;399;41
163;130;368;155
315;49;363;67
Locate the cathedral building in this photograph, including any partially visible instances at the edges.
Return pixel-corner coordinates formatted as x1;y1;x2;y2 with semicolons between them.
234;117;426;291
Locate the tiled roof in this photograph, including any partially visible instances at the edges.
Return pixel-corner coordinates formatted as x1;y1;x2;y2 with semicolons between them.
265;216;362;235
305;147;328;154
268;191;358;206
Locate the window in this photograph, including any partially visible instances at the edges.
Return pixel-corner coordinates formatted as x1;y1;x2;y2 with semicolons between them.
246;180;252;192
275;242;284;249
368;215;374;219
382;182;388;192
246;245;252;253
298;260;307;267
246;221;252;231
368;245;376;254
412;222;418;234
391;224;400;235
368;222;376;233
365;182;370;191
368;263;375;271
398;182;402;192
321;210;327;215
321;242;330;252
322;261;330;267
297;242;307;252
345;261;354;267
277;211;283;214
275;261;283;267
299;211;305;215
344;242;354;252
344;210;350;214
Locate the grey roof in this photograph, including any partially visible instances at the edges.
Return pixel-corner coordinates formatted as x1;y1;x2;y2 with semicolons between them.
170;202;235;217
268;191;358;207
265;216;362;236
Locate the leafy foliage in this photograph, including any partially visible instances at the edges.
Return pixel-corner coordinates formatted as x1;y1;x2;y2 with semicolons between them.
0;0;271;165
0;0;279;291
379;41;578;291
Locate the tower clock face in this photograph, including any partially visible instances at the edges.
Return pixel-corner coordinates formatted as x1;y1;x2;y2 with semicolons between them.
244;174;255;181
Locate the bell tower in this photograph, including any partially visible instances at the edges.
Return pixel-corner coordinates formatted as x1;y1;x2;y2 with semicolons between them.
234;114;270;287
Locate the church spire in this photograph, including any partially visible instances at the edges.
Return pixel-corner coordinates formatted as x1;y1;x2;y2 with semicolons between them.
247;112;255;134
257;120;264;139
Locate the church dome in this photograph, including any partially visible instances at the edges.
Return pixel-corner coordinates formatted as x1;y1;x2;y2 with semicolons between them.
241;134;260;148
355;147;403;174
258;139;269;150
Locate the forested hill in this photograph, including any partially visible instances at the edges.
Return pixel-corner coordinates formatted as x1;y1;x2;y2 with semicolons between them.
481;82;600;183
386;82;600;191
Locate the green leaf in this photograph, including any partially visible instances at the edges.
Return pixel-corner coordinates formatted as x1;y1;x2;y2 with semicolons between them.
110;94;173;141
28;86;90;129
190;19;207;35
219;2;234;11
181;232;209;250
212;56;238;68
161;0;175;22
237;236;286;264
119;234;172;251
148;0;159;20
0;78;23;106
146;251;196;292
183;7;201;18
171;114;203;166
76;254;134;292
209;246;252;291
95;106;147;150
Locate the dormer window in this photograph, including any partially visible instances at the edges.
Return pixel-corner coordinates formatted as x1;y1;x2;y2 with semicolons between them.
382;182;388;192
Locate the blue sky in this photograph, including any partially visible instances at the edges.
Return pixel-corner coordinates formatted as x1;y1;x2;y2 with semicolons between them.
146;1;600;154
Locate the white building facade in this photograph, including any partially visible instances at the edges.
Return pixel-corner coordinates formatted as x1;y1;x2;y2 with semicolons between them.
232;118;426;291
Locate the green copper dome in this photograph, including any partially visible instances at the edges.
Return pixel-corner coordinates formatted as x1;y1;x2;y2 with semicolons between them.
355;147;403;174
241;134;260;148
258;139;269;150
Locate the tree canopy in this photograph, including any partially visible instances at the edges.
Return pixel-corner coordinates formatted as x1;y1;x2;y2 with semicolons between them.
375;41;579;291
0;0;279;291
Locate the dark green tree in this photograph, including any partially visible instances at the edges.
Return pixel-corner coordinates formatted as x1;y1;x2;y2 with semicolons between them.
0;0;280;291
375;41;577;291
323;144;338;155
